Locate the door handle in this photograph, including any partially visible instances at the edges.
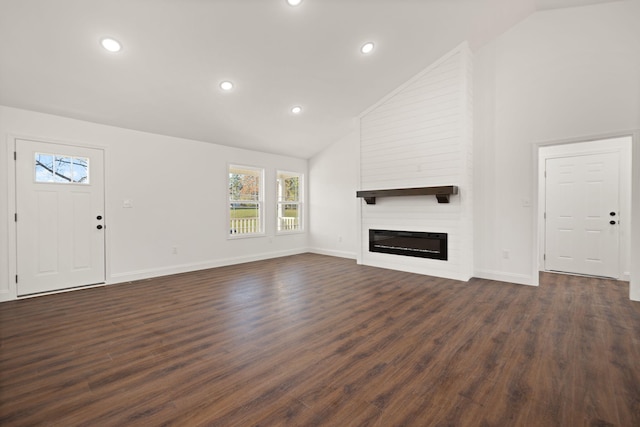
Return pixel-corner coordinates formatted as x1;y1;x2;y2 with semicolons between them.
609;220;616;225
97;225;103;230
97;215;103;220
610;212;616;216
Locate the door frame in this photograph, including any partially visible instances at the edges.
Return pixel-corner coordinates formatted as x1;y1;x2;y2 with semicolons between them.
5;134;110;300
534;133;635;289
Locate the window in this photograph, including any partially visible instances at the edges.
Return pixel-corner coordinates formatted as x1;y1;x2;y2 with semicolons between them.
35;153;89;184
229;165;264;236
277;170;303;232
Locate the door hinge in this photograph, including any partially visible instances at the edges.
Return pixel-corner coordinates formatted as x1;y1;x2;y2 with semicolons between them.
14;213;17;222
14;151;17;161
543;254;546;260
15;275;18;283
544;212;546;219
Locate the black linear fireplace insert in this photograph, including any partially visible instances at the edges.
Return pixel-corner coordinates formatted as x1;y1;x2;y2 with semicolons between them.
369;229;448;260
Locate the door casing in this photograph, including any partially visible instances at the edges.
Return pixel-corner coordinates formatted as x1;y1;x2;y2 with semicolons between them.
6;136;109;299
537;136;632;281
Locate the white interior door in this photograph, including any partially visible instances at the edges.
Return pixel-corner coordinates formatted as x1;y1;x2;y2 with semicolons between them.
544;152;619;278
16;139;105;296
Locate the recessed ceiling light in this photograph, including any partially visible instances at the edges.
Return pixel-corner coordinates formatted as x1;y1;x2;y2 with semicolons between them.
100;38;122;53
287;0;302;6
361;42;375;54
220;81;234;91
291;106;302;114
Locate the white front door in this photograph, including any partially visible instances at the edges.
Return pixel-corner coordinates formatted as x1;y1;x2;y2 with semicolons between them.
544;152;619;278
16;139;106;296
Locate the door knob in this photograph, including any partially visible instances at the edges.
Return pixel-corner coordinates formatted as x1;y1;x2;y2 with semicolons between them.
609;220;616;225
97;215;103;220
610;212;616;216
97;225;103;230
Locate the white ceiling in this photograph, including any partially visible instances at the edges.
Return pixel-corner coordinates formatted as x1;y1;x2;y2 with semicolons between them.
0;0;623;158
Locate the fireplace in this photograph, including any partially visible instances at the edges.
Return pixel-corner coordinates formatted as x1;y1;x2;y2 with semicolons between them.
369;229;448;260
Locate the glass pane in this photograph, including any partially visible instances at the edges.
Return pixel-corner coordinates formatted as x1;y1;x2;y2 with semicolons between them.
35;153;54;182
71;157;89;183
278;203;300;231
284;177;299;202
229;171;261;201
229;203;261;235
53;156;73;183
277;172;300;202
35;153;89;184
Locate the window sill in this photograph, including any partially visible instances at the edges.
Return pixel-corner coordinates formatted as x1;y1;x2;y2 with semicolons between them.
227;232;266;240
276;229;305;236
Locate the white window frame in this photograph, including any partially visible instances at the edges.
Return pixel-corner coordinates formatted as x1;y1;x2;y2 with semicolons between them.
228;164;265;238
276;170;304;234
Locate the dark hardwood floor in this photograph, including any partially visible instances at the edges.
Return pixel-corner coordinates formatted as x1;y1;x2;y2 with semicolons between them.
1;253;639;426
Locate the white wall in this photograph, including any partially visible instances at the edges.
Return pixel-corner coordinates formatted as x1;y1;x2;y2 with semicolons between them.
0;106;308;301
308;130;359;259
473;1;640;295
358;44;474;281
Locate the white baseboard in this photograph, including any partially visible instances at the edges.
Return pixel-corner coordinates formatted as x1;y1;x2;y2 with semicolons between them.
108;248;308;285
474;269;536;286
0;289;14;303
308;248;357;260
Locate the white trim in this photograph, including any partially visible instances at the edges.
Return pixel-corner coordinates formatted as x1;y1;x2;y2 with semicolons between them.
14;282;110;300
4;133;109;302
308;248;357;260
3;135;17;301
474;269;536;287
276;169;304;234
355;118;363;264
108;248;308;283
227;163;265;238
14;249;310;300
631;130;640;301
536;134;632;284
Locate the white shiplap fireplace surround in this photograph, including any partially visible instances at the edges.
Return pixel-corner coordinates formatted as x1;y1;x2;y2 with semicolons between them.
357;43;473;282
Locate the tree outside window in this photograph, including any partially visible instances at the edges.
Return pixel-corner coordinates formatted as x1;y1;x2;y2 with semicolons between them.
229;165;264;236
277;171;303;233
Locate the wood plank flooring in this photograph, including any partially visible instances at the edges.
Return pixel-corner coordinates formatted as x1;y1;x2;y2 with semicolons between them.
1;253;639;426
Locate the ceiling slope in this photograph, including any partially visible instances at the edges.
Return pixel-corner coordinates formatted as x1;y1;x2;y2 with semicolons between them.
0;0;624;158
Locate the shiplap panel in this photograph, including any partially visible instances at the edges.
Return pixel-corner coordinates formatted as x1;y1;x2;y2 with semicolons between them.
358;44;473;281
361;106;460;137
362;131;460;152
362;133;459;157
362;151;461;169
363;141;460;163
362;88;460;124
362;97;459;129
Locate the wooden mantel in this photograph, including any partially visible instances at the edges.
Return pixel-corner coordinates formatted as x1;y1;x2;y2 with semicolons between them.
356;185;459;204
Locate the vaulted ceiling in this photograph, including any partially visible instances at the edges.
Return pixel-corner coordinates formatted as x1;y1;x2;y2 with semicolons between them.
0;0;623;158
